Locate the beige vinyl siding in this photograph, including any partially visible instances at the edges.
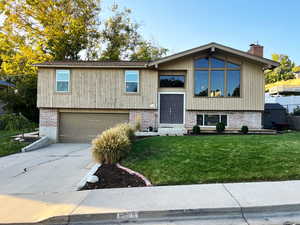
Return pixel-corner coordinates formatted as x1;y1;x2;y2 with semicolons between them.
158;54;265;111
37;68;158;109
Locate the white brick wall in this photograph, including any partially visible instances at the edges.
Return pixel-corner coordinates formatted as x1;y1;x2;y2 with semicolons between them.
39;108;59;142
185;111;262;129
129;110;158;130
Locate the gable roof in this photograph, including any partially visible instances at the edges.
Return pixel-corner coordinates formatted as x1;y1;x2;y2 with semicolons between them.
34;60;149;68
150;42;279;68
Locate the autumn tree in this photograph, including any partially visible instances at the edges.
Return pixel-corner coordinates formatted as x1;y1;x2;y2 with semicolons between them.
265;54;296;84
100;4;168;61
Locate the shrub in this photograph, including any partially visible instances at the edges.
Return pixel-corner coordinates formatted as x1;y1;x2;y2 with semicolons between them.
92;127;131;164
293;106;300;116
216;122;225;133
192;125;201;135
0;113;35;131
116;123;136;142
240;125;249;134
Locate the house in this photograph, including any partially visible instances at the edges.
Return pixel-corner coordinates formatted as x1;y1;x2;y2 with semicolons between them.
35;42;279;142
265;78;300;113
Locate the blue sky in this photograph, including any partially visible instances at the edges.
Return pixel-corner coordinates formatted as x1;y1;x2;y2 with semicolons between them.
103;0;300;64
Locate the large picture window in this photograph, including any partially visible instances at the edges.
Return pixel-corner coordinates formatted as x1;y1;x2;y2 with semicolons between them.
56;70;70;92
194;57;240;97
159;75;185;87
125;70;139;93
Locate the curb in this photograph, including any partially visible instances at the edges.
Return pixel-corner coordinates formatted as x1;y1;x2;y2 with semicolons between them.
116;163;152;186
36;203;300;225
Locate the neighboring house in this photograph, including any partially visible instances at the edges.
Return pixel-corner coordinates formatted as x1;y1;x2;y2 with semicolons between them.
0;80;15;114
35;42;278;143
265;78;300;113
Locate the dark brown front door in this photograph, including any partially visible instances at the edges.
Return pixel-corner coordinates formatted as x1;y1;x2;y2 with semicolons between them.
160;94;184;124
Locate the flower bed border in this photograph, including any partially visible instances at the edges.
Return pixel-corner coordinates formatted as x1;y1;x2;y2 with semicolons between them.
116;163;152;186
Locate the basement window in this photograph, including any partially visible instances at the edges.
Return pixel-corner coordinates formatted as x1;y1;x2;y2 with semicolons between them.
56;70;70;92
197;114;227;126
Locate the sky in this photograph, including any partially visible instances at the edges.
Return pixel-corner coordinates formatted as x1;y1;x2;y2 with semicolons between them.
103;0;300;65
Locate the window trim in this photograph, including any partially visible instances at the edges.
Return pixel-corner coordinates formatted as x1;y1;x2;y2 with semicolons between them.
159;74;185;88
56;69;70;93
125;70;140;93
196;114;228;127
193;56;241;98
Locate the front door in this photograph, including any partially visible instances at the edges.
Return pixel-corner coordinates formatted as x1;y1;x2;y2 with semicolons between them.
160;94;184;124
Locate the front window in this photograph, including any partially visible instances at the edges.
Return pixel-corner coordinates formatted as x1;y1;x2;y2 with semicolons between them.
56;70;70;92
159;75;185;87
194;57;240;97
197;114;227;126
125;70;139;93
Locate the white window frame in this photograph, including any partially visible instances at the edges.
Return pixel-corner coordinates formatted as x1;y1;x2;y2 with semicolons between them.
197;114;228;127
125;70;139;93
56;70;70;92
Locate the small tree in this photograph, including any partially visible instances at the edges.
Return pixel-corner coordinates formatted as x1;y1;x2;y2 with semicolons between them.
293;106;300;116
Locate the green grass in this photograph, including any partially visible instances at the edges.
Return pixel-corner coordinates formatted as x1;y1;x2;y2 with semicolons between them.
0;130;29;157
122;132;300;185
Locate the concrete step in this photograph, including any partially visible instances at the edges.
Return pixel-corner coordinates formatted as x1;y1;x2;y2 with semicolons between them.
158;127;187;136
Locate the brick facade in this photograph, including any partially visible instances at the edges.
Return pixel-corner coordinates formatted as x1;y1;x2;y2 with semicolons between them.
185;111;262;129
129;110;158;130
39;108;59;142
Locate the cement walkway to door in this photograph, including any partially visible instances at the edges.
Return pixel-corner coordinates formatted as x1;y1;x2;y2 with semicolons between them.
0;143;92;194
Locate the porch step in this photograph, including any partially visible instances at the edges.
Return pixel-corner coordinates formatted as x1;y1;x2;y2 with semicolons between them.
158;127;187;136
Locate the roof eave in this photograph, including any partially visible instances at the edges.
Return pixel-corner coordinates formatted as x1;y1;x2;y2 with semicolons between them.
34;64;148;69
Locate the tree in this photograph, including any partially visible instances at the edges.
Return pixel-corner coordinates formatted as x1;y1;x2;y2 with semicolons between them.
0;0;101;122
265;54;296;84
130;41;168;61
0;74;39;122
100;4;167;61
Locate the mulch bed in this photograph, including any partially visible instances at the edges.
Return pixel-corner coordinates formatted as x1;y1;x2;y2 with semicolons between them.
81;164;146;190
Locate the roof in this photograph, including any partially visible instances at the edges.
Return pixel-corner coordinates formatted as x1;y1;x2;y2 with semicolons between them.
149;42;279;68
34;60;149;68
0;80;15;88
34;42;279;69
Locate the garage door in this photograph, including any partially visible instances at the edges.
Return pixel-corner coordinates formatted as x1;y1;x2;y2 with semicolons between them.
59;113;129;143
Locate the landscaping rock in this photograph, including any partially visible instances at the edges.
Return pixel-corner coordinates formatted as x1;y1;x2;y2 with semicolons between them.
87;175;99;183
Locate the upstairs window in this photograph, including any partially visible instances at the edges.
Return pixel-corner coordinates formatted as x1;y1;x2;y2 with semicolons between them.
194;57;240;97
125;70;139;93
56;70;70;92
159;75;185;88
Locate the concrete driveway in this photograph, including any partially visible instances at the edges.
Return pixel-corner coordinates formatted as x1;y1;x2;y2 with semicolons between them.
0;144;92;194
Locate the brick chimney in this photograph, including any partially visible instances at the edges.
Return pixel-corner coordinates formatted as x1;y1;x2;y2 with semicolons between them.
248;43;263;57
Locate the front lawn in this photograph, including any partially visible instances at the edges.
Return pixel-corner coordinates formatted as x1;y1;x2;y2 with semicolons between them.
123;132;300;185
0;130;29;157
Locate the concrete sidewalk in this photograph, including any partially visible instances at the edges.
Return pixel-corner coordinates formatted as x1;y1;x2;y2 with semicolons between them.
1;181;300;224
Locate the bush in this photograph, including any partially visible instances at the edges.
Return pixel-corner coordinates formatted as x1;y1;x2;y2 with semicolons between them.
0;113;35;131
240;125;249;134
92;127;131;164
293;106;300;116
216;122;225;133
116;123;136;142
192;125;201;135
